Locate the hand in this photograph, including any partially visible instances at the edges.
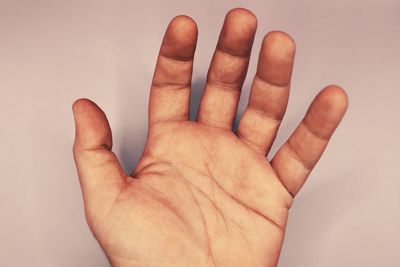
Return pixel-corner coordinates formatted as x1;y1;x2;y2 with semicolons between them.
72;8;348;267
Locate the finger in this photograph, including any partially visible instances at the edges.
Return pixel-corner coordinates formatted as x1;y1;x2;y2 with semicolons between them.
72;99;126;222
271;86;348;197
149;15;198;126
197;8;257;129
237;31;295;155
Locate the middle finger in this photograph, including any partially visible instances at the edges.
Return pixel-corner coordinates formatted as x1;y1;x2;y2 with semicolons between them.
197;8;257;130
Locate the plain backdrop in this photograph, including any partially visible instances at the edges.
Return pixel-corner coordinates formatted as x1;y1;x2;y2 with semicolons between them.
1;0;399;266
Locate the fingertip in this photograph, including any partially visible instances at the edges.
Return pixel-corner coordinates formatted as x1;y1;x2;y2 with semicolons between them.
257;31;296;86
72;98;93;114
325;85;349;109
72;98;112;150
317;85;349;118
304;85;349;139
162;15;198;60
226;7;258;31
218;7;258;57
263;31;296;55
72;98;104;124
169;15;198;38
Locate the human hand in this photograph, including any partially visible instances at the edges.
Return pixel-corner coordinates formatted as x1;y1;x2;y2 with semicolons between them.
72;8;348;267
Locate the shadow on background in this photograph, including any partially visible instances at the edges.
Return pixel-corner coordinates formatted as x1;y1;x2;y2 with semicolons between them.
116;76;303;172
279;163;362;266
116;77;207;174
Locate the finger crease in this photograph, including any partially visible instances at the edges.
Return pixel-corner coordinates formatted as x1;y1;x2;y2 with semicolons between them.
286;140;313;171
247;104;283;123
206;79;243;91
151;82;190;91
237;131;265;154
159;53;194;62
303;121;330;141
216;45;251;59
255;73;290;88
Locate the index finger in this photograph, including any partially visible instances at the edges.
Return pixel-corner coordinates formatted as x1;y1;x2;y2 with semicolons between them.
149;16;198;126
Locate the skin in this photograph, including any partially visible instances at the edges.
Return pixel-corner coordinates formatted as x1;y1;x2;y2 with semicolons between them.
72;8;348;267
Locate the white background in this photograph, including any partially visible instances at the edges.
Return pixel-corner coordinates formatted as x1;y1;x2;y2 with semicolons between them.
1;0;399;266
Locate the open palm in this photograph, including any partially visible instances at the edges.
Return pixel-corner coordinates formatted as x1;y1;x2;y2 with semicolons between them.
72;8;348;267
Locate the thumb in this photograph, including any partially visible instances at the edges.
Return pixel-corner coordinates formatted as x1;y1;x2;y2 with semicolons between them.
72;98;126;224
